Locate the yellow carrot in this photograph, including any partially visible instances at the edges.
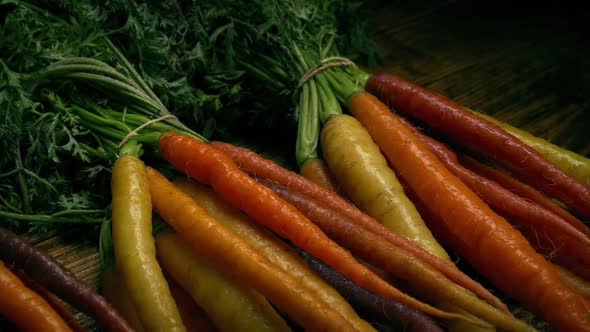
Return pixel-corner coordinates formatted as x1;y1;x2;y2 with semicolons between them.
156;231;290;332
321;114;450;260
111;152;184;332
147;166;358;331
173;178;375;332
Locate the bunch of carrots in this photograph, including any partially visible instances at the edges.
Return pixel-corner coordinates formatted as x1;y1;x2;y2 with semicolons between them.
3;24;590;331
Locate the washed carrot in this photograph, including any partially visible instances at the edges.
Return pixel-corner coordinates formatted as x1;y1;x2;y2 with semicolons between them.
13;268;85;332
321;114;450;259
209;140;507;312
366;73;590;219
458;154;590;238
399;116;590;278
0;226;133;332
111;146;185;332
146;166;357;331
165;272;219;332
0;260;72;332
261;179;533;331
101;265;146;332
469;109;590;188
296;248;444;332
299;158;341;193
349;91;590;331
155;230;291;332
158;132;467;322
173;178;375;332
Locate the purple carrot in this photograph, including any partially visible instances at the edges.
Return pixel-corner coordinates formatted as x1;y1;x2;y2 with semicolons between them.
0;226;133;332
295;247;443;332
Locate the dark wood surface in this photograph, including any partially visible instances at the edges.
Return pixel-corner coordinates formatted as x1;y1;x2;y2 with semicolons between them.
27;2;589;330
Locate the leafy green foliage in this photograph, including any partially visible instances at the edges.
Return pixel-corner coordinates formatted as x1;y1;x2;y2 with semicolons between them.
0;0;376;232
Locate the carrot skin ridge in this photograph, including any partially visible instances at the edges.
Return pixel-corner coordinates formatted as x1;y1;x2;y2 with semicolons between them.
349;91;590;332
13;268;86;332
209;140;508;313
366;73;590;220
158;132;465;322
0;226;133;332
146;165;356;332
399;117;590;275
295;248;444;332
0;260;73;332
260;178;537;331
458;153;590;238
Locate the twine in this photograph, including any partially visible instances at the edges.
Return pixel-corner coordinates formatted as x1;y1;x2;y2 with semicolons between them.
117;114;178;149
293;56;357;101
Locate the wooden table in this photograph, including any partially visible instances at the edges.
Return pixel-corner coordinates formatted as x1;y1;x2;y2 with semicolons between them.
18;1;590;330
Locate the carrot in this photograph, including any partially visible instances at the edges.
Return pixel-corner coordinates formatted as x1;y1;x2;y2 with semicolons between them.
468;109;590;188
366;73;590;220
155;230;291;332
111;149;185;332
399;116;590;278
261;179;533;331
321;114;450;260
0;260;72;332
101;265;146;332
349;91;590;331
458;154;590;238
553;264;590;300
209;140;508;313
299;158;341;193
0;226;133;332
173;178;375;332
165;275;219;332
296;248;444;332
146;166;356;331
158;132;467;323
13;268;86;332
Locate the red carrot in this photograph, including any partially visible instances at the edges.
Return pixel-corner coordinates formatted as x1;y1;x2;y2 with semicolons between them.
209;140;508;313
366;73;590;220
158;131;466;322
260;179;533;331
0;226;133;332
458;154;590;238
398;116;590;279
349;91;590;331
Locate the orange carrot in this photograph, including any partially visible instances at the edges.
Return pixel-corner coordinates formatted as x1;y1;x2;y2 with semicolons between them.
300;158;341;193
367;73;590;220
13;269;85;332
349;91;590;331
399;116;590;279
209;140;507;313
260;179;533;331
147;165;357;331
157;132;466;322
458;154;590;238
0;260;72;332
